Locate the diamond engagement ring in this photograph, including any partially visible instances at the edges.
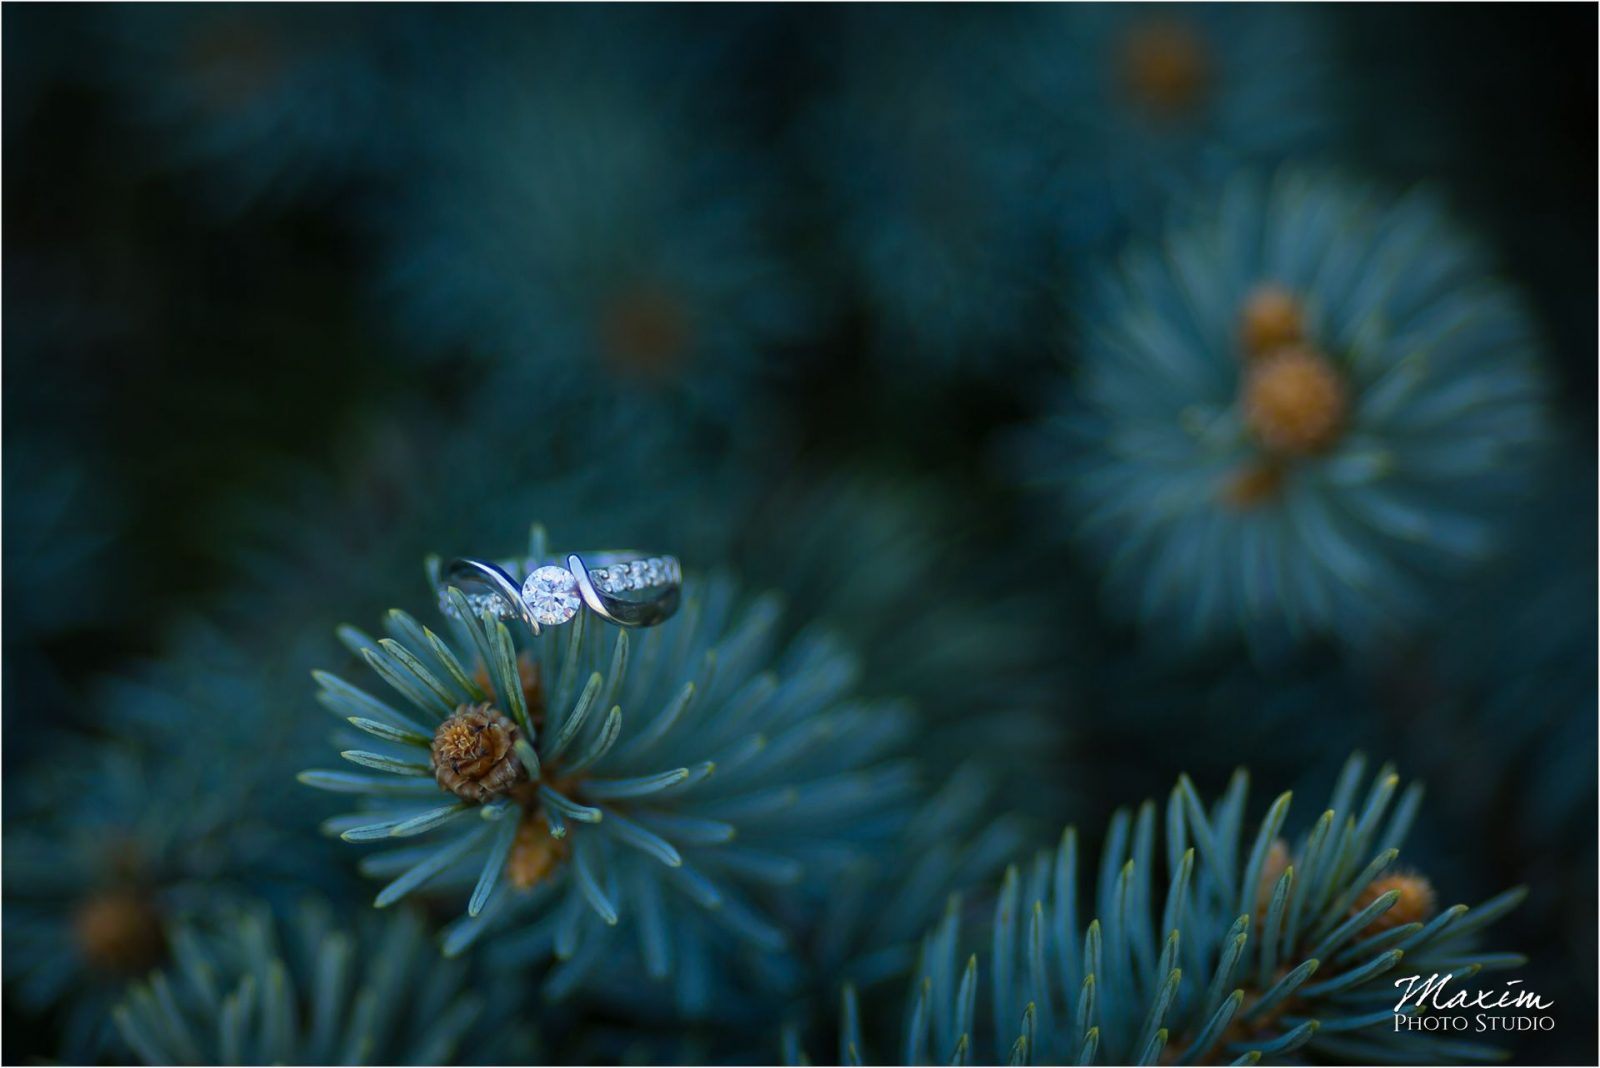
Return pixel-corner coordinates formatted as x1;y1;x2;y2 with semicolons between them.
438;551;682;635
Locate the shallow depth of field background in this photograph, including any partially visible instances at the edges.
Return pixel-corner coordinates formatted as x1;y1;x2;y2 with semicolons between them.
3;5;1595;1065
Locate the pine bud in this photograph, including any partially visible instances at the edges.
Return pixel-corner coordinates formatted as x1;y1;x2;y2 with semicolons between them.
1221;459;1287;508
472;653;544;731
1120;18;1210;117
430;703;528;803
1242;346;1348;455
1352;871;1437;936
507;814;568;891
1239;285;1306;360
1253;839;1291;923
73;890;165;974
601;282;691;380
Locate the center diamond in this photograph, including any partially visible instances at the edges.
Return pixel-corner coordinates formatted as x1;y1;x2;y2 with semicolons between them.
521;565;581;626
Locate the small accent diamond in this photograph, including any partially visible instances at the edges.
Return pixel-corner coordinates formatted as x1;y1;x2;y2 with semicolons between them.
441;591;517;620
522;566;581;626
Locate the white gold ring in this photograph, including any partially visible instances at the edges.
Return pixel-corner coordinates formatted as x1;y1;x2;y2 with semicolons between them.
438;551;681;635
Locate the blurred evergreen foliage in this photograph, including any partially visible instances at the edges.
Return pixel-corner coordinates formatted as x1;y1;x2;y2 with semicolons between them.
1022;169;1549;655
3;5;1593;1064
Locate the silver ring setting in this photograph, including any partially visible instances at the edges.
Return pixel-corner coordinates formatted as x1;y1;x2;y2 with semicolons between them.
439;551;681;635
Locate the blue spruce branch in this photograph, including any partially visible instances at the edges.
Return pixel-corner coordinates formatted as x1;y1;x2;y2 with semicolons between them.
797;754;1526;1065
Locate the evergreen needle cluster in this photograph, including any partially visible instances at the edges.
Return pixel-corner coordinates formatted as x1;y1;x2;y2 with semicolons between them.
300;528;918;1013
800;755;1524;1066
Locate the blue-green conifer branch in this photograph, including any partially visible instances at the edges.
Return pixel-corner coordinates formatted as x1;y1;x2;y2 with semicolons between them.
113;901;532;1065
301;527;919;1011
1024;170;1549;654
800;754;1525;1065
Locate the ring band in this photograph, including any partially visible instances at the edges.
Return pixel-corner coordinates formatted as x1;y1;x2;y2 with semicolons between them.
438;551;681;635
